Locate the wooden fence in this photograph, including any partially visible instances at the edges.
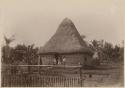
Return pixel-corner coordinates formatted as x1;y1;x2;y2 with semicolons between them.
2;65;113;87
2;74;83;87
2;65;84;87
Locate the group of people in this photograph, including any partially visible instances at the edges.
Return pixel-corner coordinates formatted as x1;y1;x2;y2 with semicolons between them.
53;56;66;65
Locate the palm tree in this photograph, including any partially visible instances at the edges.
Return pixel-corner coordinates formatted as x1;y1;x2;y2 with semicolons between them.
4;35;15;46
2;35;15;64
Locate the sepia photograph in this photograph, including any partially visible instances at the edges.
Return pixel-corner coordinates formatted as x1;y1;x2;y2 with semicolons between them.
0;0;124;87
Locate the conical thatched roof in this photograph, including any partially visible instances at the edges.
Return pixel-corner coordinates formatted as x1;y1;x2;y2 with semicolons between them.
39;18;93;54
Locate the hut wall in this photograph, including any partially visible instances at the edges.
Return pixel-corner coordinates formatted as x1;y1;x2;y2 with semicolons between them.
61;54;92;66
40;54;92;66
41;55;55;65
60;54;83;66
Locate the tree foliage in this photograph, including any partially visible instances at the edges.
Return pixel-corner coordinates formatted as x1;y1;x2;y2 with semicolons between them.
2;44;39;65
89;39;124;63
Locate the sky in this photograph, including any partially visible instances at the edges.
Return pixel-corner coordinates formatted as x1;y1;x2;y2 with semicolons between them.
0;0;124;47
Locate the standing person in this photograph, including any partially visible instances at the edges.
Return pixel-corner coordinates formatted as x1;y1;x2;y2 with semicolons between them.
62;56;66;66
55;54;59;65
53;58;56;65
58;57;61;65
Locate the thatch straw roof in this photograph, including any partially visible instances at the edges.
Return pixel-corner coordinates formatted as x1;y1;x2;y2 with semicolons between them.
39;18;93;54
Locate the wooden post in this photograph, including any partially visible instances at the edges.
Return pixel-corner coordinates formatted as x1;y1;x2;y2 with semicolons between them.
38;55;41;74
64;77;66;87
79;66;83;87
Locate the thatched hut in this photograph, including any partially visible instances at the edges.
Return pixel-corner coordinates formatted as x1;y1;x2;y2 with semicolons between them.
38;18;93;66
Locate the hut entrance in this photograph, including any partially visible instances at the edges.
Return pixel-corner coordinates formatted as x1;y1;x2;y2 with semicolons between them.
55;54;59;65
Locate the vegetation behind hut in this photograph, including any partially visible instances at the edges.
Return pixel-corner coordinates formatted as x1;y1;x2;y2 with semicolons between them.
2;35;124;66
